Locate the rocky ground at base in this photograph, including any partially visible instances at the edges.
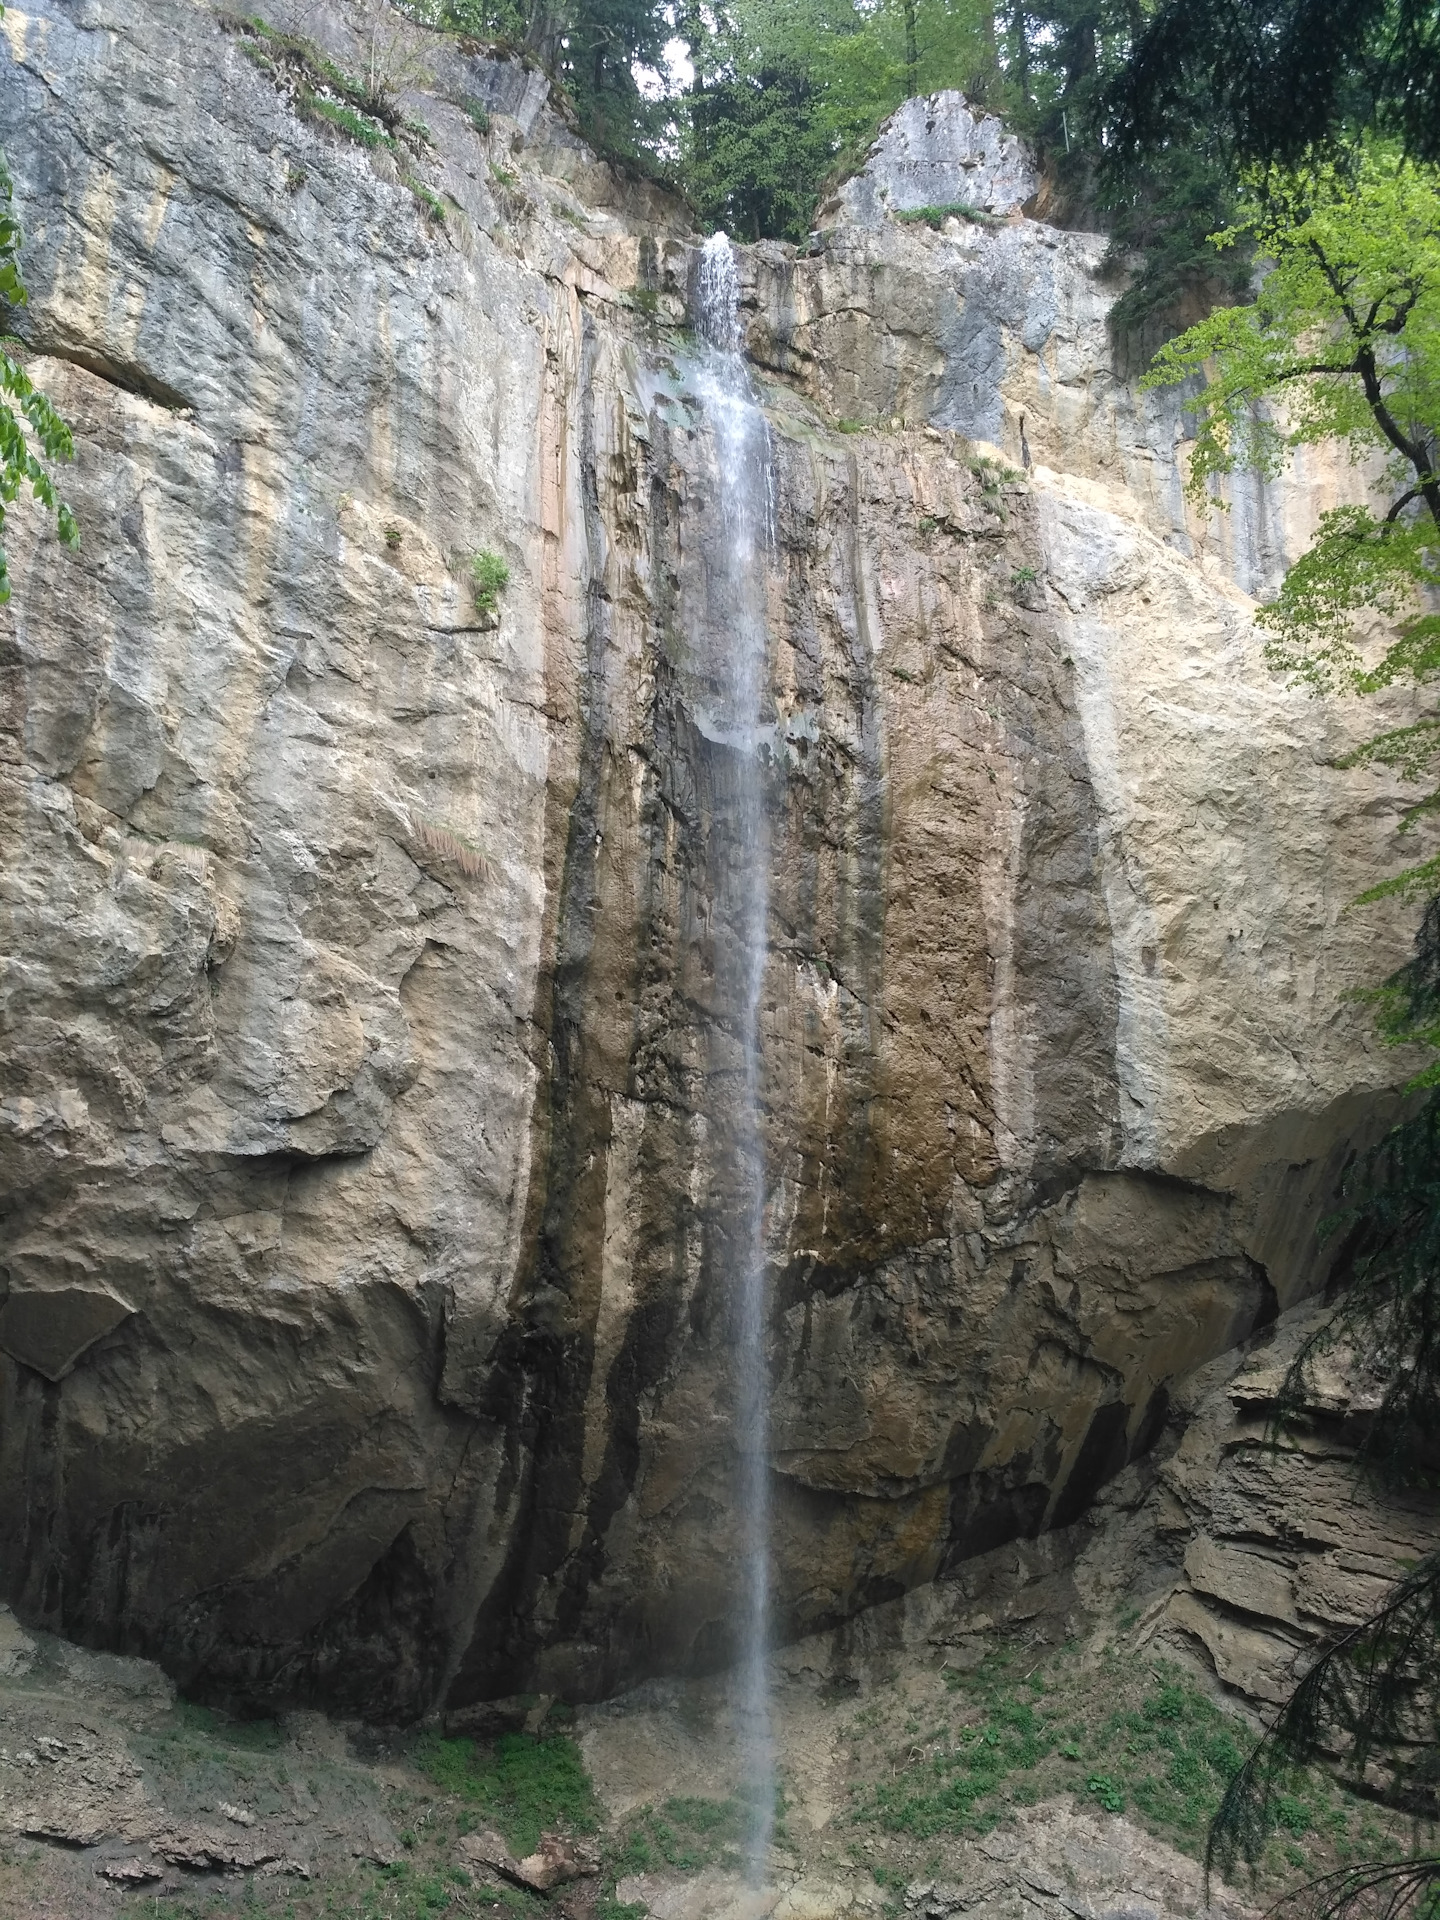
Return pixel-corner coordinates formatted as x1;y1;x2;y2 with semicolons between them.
4;1307;1434;1920
0;1570;1402;1920
0;1597;1263;1920
5;1290;1436;1920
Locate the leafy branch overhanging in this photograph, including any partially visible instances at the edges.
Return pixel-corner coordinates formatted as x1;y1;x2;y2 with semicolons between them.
0;144;77;602
1144;141;1440;901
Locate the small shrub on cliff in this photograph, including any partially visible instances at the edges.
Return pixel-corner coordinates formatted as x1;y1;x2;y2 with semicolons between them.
404;173;448;223
300;90;395;147
411;817;490;880
0;148;78;602
223;13;431;156
471;547;510;615
896;201;1003;231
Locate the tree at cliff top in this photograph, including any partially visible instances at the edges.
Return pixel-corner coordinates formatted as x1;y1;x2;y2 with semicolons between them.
0;147;77;604
1105;0;1440;177
681;0;999;239
681;0;1249;342
1144;143;1440;1919
404;0;671;161
1144;144;1440;876
404;0;1248;306
1098;0;1440;357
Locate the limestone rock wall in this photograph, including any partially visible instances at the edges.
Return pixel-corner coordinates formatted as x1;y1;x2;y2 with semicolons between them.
0;18;1427;1721
1140;1309;1440;1710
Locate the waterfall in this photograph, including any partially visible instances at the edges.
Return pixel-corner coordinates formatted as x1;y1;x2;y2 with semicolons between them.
693;231;776;1886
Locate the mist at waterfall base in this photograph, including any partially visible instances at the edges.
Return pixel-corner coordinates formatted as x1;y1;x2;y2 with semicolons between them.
691;231;777;1886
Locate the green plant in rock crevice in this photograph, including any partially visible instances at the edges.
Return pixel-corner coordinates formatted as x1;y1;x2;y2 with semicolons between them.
404;173;448;222
223;13;439;168
471;546;510;614
301;91;396;148
895;200;1003;231
0;140;78;602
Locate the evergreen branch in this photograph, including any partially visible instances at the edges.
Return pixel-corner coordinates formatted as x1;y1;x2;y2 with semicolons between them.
1207;1553;1440;1895
1265;1856;1440;1920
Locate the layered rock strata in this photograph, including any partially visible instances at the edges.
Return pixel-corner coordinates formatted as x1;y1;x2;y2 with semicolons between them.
757;1299;1440;1730
0;6;1428;1718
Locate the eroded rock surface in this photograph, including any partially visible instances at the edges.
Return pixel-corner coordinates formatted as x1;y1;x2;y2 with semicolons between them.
1139;1311;1440;1707
0;7;1430;1722
612;1809;1254;1920
775;1298;1440;1721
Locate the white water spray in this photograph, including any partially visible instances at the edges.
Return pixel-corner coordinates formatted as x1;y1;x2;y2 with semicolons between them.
693;231;776;1886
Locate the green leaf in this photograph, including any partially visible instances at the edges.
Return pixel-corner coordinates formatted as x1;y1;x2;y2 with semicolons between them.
0;145;80;590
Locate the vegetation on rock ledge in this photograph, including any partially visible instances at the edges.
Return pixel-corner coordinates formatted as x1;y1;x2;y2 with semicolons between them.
0;139;77;603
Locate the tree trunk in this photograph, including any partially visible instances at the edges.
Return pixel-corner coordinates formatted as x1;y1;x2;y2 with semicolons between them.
1009;0;1030;102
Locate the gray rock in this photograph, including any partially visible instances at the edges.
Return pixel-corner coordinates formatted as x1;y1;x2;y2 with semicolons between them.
827;93;1039;227
0;1280;134;1380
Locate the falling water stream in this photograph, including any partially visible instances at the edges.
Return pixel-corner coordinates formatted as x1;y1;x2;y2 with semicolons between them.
692;231;776;1887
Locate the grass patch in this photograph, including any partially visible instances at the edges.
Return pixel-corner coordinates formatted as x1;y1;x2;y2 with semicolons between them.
414;1731;601;1857
405;174;448;223
842;1645;1415;1893
300;91;395;149
222;13;431;160
896;200;1002;231
617;1794;747;1875
970;453;1022;490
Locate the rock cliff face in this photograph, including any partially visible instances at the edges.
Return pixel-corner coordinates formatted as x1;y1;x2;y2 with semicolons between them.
0;5;1429;1720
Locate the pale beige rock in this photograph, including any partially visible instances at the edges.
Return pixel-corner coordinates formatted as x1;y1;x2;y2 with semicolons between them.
515;1832;602;1889
97;1857;163;1885
1182;1539;1298;1627
458;1826;598;1892
1161;1592;1307;1707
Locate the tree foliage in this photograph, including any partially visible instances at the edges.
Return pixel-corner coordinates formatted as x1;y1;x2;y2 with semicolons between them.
0;146;77;604
1104;0;1440;176
389;0;1247;329
681;0;999;240
1145;141;1440;894
401;0;670;160
1207;1554;1440;1920
1140;136;1440;1920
